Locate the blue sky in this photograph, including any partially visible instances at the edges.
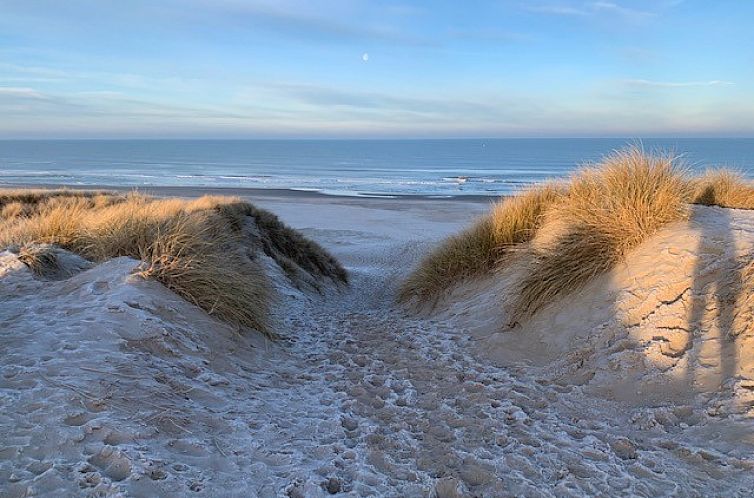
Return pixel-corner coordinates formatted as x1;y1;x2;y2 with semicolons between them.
0;0;752;138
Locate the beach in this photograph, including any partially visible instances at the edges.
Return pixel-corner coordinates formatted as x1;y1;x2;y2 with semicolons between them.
3;183;754;497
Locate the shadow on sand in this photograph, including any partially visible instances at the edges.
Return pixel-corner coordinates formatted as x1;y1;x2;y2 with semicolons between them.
685;201;741;394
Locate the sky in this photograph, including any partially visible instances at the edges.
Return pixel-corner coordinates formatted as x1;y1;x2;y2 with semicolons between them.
0;0;753;139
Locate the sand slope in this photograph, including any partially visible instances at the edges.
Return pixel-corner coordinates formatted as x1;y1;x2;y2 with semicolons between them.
2;198;754;497
0;252;307;496
433;206;754;415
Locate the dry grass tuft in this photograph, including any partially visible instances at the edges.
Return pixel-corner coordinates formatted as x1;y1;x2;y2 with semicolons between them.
0;190;345;336
213;199;348;285
401;146;701;323
509;148;690;322
690;169;754;209
398;183;565;302
17;244;66;279
16;243;92;280
135;209;273;335
0;189;116;212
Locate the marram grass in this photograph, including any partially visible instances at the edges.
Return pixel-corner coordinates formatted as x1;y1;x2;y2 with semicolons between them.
0;191;346;337
401;147;754;323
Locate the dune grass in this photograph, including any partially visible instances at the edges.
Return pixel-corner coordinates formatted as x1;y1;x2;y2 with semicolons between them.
690;169;754;209
0;191;346;337
15;243;93;280
398;183;565;302
509;148;691;322
16;244;58;277
401;146;754;324
214;200;348;285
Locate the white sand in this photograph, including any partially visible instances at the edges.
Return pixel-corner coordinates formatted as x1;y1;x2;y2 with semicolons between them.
2;194;753;497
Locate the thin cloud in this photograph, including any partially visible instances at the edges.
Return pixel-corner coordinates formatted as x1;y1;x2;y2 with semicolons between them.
590;2;654;20
525;2;654;20
625;79;735;88
0;63;72;79
181;0;432;46
268;83;503;118
0;86;249;120
525;4;590;16
0;86;53;100
447;28;533;44
0;86;89;116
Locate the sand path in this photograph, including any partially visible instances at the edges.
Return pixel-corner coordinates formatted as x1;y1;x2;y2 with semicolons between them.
258;230;754;497
218;197;754;496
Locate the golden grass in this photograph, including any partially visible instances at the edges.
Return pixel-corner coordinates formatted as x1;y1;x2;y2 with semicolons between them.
0;188;111;205
400;147;708;323
509;148;691;322
213;200;348;285
690;169;754;209
136;210;273;334
398;183;565;302
0;190;346;337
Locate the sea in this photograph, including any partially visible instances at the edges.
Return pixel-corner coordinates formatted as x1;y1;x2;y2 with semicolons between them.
1;138;753;198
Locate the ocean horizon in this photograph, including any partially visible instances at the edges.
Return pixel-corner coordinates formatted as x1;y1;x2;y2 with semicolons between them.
2;138;753;197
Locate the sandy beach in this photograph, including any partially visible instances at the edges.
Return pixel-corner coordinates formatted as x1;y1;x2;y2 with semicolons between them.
3;182;754;497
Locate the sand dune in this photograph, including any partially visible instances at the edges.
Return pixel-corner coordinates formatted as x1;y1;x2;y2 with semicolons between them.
431;205;754;412
0;211;347;496
2;192;754;496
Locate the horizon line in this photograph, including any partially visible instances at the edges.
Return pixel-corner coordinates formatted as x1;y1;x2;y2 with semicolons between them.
1;136;754;141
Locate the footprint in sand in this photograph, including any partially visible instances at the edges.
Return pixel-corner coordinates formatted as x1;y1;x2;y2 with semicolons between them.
63;412;91;426
87;445;133;481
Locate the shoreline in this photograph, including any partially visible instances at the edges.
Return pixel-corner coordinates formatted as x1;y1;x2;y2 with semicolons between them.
0;183;498;204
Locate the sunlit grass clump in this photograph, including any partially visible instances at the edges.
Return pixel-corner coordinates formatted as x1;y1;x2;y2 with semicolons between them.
0;190;346;337
691;169;754;209
400;147;754;323
398;183;565;302
509;148;691;322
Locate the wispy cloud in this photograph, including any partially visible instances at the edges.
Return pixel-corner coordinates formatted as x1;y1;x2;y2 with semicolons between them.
0;86;62;103
0;86;90;117
447;28;532;44
266;83;502;118
0;87;47;98
590;2;653;20
181;0;432;46
0;85;249;121
525;4;591;16
525;2;654;21
624;79;735;88
0;63;71;79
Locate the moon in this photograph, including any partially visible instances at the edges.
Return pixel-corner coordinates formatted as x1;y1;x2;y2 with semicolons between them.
362;52;369;62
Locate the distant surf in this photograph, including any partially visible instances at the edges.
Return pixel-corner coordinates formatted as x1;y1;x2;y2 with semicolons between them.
1;138;752;197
